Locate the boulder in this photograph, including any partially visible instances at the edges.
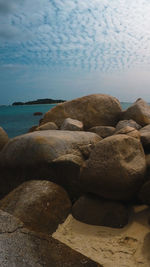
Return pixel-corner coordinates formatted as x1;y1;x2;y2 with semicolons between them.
89;126;115;138
28;125;38;132
139;181;150;205
72;194;129;228
116;119;141;131
41;94;122;129
61;118;83;131
36;122;58;131
122;98;150;126
0;210;101;267
140;124;150;149
0;127;9;151
114;126;140;139
80;135;146;201
0;180;71;234
0;130;101;198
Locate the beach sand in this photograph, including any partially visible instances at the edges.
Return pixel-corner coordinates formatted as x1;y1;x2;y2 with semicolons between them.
53;205;150;267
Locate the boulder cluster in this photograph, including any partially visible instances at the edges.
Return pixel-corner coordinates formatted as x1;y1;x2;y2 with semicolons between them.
1;93;150;266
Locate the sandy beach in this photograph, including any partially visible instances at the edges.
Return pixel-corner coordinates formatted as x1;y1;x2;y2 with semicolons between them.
53;205;150;267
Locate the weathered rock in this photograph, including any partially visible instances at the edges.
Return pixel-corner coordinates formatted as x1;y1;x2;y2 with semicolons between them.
0;130;101;198
36;122;58;131
72;194;129;228
0;127;9;151
114;126;140;139
0;180;71;234
139;181;150;205
116;119;141;131
61;118;83;131
89;126;115;138
122;98;150;126
0;210;101;267
140;124;150;149
80;135;146;201
41;94;122;129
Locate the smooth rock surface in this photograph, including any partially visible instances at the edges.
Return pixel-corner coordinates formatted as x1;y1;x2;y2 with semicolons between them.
72;194;129;228
140;124;150;149
41;94;122;129
61;118;84;131
0;180;71;234
0;130;101;198
80;135;146;201
0;127;9;151
0;210;101;267
89;126;115;138
122;98;150;126
139;180;150;205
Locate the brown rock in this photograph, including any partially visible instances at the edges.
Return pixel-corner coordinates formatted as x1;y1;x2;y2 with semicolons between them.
80;135;146;201
116;119;141;131
114;126;140;139
36;122;58;131
140;124;150;149
72;194;129;228
0;130;100;198
33;112;43;116
28;125;38;132
122;98;150;126
41;94;122;129
0;210;101;267
89;126;115;138
0;180;71;234
0;127;9;151
61;118;83;131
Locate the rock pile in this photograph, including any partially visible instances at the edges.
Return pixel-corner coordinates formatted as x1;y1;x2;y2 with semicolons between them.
1;93;150;266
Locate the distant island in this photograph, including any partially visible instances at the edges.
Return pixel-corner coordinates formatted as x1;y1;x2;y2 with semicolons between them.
12;98;66;106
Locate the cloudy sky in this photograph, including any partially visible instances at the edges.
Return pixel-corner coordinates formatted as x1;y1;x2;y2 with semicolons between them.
1;0;150;104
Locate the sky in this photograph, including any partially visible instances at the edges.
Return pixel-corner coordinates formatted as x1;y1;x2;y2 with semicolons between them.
1;0;150;105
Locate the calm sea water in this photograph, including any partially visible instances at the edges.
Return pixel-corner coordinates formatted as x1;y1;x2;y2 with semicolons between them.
0;102;132;138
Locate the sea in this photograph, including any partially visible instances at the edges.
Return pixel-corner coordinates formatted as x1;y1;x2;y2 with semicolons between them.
0;102;132;138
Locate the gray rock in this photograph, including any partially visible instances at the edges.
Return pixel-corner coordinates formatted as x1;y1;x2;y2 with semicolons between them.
80;135;146;201
72;194;129;228
0;127;9;151
0;210;101;267
61;118;83;131
41;94;122;129
89;126;115;138
122;98;150;126
116;119;141;131
0;180;71;234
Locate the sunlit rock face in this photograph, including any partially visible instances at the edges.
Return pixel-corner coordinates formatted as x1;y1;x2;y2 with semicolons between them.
41;94;122;129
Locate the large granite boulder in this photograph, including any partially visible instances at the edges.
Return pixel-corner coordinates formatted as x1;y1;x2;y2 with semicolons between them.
72;194;129;228
41;94;122;129
0;130;101;198
122;98;150;126
61;118;83;131
139;180;150;205
89;126;115;138
0;127;9;151
0;210;101;267
0;180;71;234
80;135;146;201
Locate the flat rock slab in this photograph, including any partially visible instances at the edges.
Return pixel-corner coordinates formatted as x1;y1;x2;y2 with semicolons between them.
53;205;150;267
0;210;101;267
